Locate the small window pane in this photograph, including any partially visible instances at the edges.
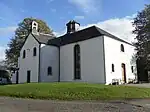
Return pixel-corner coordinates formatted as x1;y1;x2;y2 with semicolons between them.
131;66;134;73
47;67;52;76
23;50;26;58
121;44;125;52
33;47;37;56
112;64;115;72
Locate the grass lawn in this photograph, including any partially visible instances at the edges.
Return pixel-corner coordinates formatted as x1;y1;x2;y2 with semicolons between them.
0;83;150;100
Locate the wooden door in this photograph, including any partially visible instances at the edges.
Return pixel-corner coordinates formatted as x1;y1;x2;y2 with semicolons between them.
16;71;19;84
122;63;127;83
27;71;31;83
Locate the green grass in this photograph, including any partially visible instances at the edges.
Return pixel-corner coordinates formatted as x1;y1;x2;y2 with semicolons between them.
0;83;150;100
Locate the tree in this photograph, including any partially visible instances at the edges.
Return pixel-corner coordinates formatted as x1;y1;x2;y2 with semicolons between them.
5;18;54;67
133;4;150;69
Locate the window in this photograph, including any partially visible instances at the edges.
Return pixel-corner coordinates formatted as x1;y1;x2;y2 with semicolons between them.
23;50;26;58
131;66;134;73
121;44;125;52
74;44;81;80
112;64;115;72
33;47;37;56
47;66;52;76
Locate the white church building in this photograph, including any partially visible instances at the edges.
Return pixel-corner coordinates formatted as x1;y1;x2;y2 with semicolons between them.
15;20;137;85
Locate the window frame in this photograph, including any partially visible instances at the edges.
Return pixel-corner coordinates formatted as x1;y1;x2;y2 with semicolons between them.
121;44;125;52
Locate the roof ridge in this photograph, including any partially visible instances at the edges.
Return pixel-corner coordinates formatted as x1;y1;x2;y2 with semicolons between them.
62;25;96;35
39;33;54;37
57;27;88;38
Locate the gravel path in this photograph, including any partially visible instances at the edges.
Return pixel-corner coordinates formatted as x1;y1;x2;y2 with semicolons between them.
127;83;150;88
0;97;150;112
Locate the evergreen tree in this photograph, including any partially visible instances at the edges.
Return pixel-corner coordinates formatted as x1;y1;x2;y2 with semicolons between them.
133;5;150;69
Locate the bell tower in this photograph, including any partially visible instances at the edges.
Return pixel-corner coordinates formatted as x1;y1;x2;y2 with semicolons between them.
66;20;80;34
32;21;39;35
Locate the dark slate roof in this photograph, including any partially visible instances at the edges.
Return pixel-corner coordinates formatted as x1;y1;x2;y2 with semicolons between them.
33;33;55;44
48;26;133;46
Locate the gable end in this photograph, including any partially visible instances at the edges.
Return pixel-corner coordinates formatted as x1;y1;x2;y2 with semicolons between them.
20;33;40;54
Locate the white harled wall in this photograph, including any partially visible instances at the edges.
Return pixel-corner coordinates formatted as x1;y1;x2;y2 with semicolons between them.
18;34;40;83
11;72;17;83
104;36;137;85
18;33;137;85
60;36;106;83
40;44;59;82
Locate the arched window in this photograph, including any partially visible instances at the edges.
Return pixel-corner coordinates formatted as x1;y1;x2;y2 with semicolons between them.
23;50;26;58
47;66;52;76
74;44;81;80
121;44;125;52
33;47;37;56
112;64;115;72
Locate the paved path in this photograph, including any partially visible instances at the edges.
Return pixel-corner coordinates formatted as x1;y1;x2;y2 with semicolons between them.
0;97;150;112
127;83;150;88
